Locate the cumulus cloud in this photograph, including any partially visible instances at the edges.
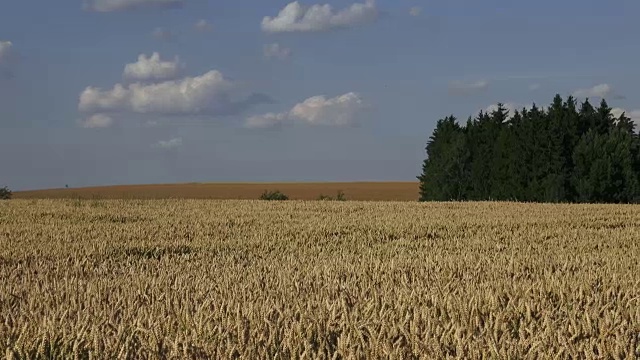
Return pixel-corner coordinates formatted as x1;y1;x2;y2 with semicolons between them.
291;93;365;125
611;108;623;118
263;43;292;60
246;112;289;129
628;110;640;124
79;69;270;127
0;41;13;64
154;137;182;149
84;0;184;12
448;80;489;95
246;92;365;129
409;7;421;16
573;83;612;98
79;114;115;128
80;70;231;115
123;52;183;82
612;107;640;126
194;19;212;32
261;0;377;33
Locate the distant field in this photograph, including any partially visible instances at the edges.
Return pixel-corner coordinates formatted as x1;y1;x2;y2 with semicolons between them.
14;182;420;201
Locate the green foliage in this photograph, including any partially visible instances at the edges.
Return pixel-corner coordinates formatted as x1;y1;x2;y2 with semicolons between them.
317;190;347;201
418;95;640;203
0;186;12;200
418;116;469;201
260;190;289;201
572;128;639;203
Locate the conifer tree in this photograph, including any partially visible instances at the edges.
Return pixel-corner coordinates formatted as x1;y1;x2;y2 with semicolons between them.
418;94;640;203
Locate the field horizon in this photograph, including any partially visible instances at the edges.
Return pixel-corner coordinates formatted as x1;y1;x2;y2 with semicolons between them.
14;181;420;201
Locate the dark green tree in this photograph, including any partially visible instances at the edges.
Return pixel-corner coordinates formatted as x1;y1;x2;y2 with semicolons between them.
595;99;615;135
572;128;639;203
616;111;636;134
577;99;597;137
0;186;11;200
418;116;469;201
418;94;640;203
465;107;503;200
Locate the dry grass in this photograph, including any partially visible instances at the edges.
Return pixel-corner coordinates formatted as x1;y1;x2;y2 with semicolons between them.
1;199;639;359
13;182;419;201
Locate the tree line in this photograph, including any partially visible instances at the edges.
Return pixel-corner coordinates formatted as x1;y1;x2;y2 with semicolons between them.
418;95;640;203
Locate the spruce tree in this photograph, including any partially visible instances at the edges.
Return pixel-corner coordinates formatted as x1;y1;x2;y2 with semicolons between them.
616;111;636;134
418;116;468;201
418;94;640;203
595;99;615;135
573;128;639;202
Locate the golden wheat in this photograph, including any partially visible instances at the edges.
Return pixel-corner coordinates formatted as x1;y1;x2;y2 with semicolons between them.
1;199;639;359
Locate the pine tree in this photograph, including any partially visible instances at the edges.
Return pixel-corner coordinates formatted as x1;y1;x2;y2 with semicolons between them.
578;99;597;137
492;107;527;200
466;106;504;199
560;96;581;201
572;128;639;203
616;111;636;134
542;95;567;201
418;94;640;203
418;116;469;201
595;99;615;135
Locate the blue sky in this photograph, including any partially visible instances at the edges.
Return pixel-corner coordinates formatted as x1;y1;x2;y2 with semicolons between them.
1;0;639;190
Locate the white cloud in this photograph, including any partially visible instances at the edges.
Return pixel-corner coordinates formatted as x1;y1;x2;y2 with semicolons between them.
245;92;365;129
79;70;267;118
246;112;289;129
409;7;421;16
194;19;212;32
79;70;231;114
263;43;292;60
261;0;377;33
529;83;541;91
612;107;640;127
630;110;640;125
573;83;612;98
84;0;184;12
154;137;182;149
611;107;625;119
291;93;365;125
448;80;489;95
123;52;183;82
152;27;173;41
0;41;13;63
80;114;114;128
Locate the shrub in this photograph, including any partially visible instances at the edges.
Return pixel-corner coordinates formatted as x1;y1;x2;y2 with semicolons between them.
0;186;11;200
260;190;289;201
317;190;347;201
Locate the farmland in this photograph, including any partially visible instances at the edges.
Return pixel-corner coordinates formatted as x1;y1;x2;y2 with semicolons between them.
1;199;639;358
14;182;419;201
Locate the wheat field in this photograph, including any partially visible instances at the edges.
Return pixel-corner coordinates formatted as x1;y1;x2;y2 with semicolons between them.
1;199;639;359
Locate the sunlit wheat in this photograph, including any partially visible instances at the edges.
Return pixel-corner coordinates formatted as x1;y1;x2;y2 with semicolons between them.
1;200;639;358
